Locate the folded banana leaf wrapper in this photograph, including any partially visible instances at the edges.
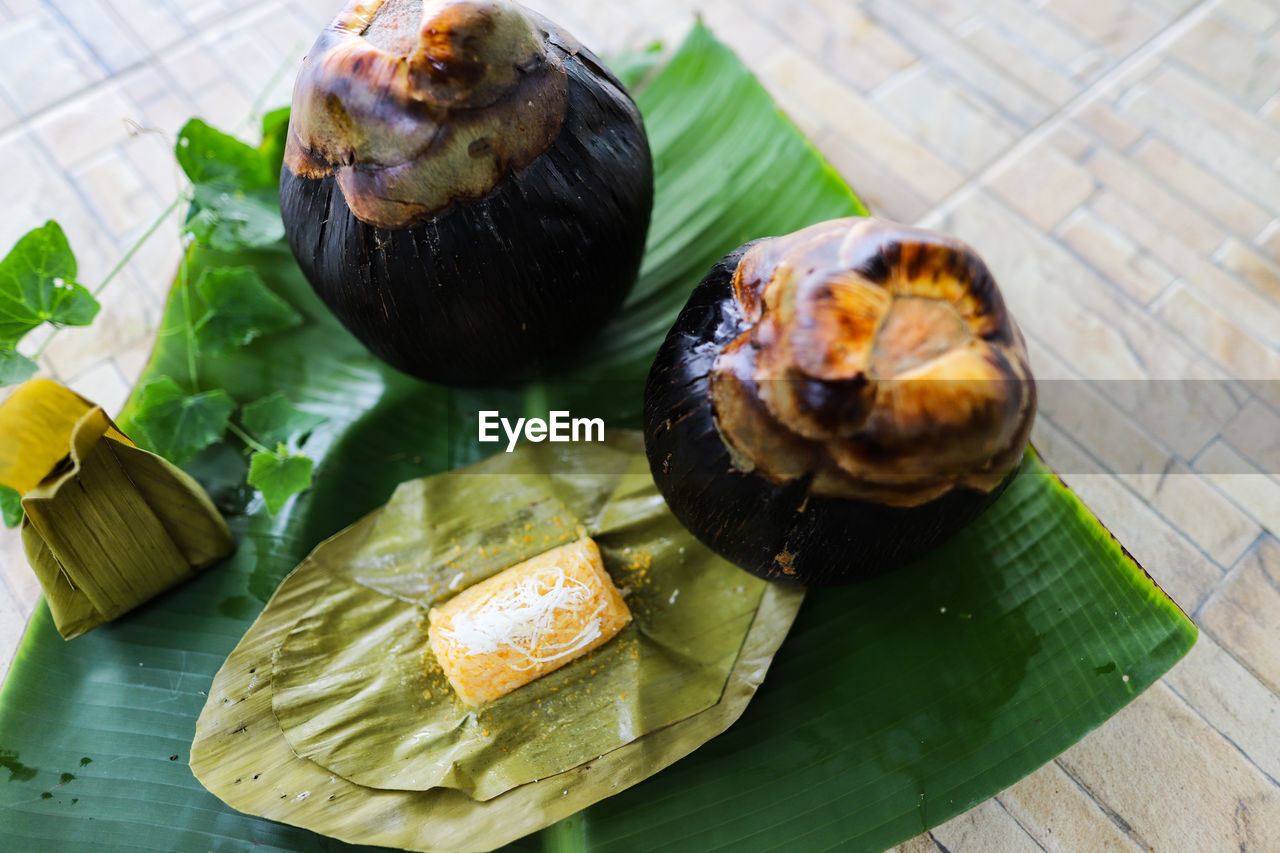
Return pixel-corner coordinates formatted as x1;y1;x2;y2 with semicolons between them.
0;22;1196;853
0;379;232;639
192;434;803;849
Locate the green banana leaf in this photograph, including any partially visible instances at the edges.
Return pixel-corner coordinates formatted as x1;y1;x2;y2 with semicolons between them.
0;21;1194;853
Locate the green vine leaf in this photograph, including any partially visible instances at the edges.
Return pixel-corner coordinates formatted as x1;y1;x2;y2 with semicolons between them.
194;266;301;353
184;186;283;253
177;119;284;252
0;484;21;528
131;376;235;464
176;118;277;189
0;344;37;385
241;392;325;450
247;445;313;515
0;221;98;342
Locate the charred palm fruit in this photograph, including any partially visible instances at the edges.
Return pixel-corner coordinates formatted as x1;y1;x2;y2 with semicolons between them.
644;218;1037;586
280;0;653;386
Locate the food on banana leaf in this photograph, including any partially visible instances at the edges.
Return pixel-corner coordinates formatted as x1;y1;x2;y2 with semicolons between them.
428;537;631;706
644;218;1037;586
193;437;803;850
0;379;233;639
280;0;654;386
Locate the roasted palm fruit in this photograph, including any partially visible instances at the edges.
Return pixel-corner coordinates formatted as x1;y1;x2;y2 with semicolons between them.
279;0;653;386
427;537;631;706
644;218;1036;586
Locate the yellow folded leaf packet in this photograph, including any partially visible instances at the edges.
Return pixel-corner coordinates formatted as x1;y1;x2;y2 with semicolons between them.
192;434;804;851
428;538;632;706
0;379;233;639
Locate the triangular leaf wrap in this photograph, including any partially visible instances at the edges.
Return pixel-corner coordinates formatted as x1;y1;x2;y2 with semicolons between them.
0;379;235;638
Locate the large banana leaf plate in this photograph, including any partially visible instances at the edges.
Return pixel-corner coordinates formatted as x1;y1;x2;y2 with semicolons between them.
0;23;1195;853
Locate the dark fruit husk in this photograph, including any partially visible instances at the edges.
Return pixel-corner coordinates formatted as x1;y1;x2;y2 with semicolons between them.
644;219;1037;586
280;0;653;387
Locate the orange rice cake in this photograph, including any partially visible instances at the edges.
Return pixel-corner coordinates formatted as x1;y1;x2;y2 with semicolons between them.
427;537;631;706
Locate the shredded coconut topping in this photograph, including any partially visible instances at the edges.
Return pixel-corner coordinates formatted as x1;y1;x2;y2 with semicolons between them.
438;564;607;672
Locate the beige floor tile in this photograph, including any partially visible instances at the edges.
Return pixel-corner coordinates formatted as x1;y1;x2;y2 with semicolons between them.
889;834;939;853
1072;99;1143;151
1199;536;1280;695
813;0;918;95
157;39;228;103
1083;144;1225;255
189;77;255;136
1131;139;1273;241
1121;87;1280;217
1196;440;1280;536
45;0;145;74
1057;207;1175;305
107;0;188;55
1221;400;1280;478
1047;122;1095;163
928;798;1041;852
762;45;965;203
1163;633;1280;784
1038;381;1173;498
1219;0;1280;31
987;144;1096;232
1149;461;1262;569
1041;0;1167;59
960;23;1079;108
999;762;1144;851
1059;683;1280;850
74;147;166;241
965;0;1092;72
0;91;17;131
813;129;932;225
1155;284;1280;386
205;20;300;110
1090;192;1280;351
1167;12;1280;109
1257;221;1280;256
873;66;1019;173
0;10;101;116
31;84;140;171
1215;238;1280;303
67;358;131;418
1146;63;1280;164
865;0;1051;128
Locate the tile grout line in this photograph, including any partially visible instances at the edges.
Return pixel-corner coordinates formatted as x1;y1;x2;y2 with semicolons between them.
920;0;1220;224
0;0;292;148
1052;755;1157;851
988;795;1052;852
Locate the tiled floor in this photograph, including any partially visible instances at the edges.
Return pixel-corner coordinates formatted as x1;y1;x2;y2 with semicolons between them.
1;0;1278;849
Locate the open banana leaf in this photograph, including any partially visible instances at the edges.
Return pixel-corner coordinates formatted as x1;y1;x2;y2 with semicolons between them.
0;21;1194;853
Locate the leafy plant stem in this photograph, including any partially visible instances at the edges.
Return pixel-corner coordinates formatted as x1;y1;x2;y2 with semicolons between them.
93;195;184;298
179;255;199;390
226;421;272;456
542;811;588;853
240;49;302;131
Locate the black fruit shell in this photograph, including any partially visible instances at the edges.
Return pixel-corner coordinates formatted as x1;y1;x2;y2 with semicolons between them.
643;244;1018;586
280;42;654;387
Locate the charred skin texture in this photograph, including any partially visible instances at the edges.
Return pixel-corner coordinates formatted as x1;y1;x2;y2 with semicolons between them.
644;219;1036;586
280;0;654;386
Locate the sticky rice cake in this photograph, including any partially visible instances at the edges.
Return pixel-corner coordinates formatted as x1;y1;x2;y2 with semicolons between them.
428;538;631;706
